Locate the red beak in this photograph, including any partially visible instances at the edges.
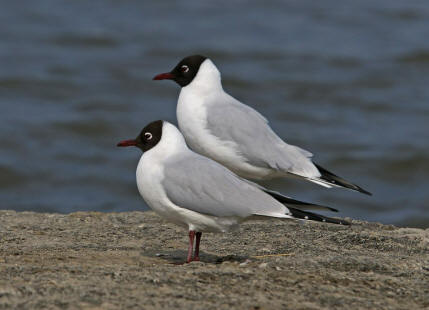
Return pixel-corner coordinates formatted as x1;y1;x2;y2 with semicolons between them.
117;139;137;147
153;72;175;80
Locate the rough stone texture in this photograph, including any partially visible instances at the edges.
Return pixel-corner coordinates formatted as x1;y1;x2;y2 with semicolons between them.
0;210;428;309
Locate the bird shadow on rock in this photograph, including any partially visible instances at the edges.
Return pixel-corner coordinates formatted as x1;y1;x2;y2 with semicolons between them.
141;249;249;265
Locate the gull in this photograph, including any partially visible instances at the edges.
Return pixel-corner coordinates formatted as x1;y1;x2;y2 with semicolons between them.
153;55;371;195
118;120;349;263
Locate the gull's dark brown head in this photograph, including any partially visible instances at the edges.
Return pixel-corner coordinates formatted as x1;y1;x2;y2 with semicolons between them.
153;55;207;87
117;120;163;152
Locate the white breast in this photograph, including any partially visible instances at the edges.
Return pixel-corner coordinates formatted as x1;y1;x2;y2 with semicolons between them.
176;88;210;155
136;154;185;226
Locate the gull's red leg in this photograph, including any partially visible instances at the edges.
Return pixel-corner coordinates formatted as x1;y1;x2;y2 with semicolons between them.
193;232;202;261
186;230;196;263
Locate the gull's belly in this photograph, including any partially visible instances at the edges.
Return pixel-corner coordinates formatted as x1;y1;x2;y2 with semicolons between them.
139;183;241;233
136;162;187;228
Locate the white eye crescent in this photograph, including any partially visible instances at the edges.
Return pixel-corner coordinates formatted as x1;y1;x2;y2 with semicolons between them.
144;132;152;140
181;65;189;73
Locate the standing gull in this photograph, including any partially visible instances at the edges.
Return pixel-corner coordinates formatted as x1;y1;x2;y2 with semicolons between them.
153;55;371;195
118;120;349;263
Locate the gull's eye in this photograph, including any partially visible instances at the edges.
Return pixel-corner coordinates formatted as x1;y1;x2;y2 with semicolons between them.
144;132;152;140
181;65;189;73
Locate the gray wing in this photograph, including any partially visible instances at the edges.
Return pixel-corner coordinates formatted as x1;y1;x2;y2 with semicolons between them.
206;93;320;178
161;153;288;218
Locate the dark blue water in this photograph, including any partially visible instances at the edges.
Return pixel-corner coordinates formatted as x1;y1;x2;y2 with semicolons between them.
1;0;428;227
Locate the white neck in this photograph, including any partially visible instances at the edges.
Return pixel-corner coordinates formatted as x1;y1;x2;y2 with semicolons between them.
183;59;223;93
142;122;188;162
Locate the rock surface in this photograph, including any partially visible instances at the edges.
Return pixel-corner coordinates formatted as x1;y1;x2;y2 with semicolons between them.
0;210;428;309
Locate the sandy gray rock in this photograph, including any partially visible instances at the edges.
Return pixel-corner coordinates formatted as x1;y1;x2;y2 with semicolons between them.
0;210;428;309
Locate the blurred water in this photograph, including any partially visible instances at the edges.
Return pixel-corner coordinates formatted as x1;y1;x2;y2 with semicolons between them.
1;0;428;227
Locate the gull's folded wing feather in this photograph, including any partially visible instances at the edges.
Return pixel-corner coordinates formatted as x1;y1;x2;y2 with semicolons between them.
205;93;321;178
162;153;289;218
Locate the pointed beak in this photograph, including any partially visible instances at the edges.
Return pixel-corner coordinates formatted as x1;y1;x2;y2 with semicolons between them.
117;139;137;147
153;72;175;80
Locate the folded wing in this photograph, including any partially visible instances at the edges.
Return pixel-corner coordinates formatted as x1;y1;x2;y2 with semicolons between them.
162;153;290;218
205;94;321;179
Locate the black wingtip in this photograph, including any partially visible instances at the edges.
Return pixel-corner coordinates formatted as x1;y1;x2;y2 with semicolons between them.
288;207;351;226
314;163;372;196
263;189;338;212
356;187;372;196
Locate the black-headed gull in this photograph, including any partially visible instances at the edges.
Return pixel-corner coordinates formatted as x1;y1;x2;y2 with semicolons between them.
153;55;371;195
118;120;350;263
